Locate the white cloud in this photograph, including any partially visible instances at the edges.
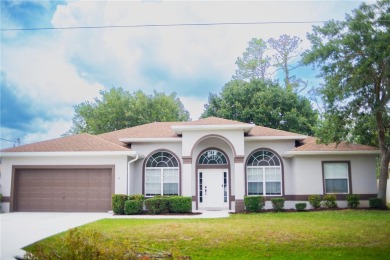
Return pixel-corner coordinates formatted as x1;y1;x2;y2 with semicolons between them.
180;95;208;120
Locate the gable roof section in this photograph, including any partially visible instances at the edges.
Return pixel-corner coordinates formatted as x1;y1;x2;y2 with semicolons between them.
247;125;307;139
1;133;131;153
99;122;184;145
180;117;247;126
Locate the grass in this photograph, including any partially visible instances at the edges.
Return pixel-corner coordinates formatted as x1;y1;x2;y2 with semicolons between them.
26;210;390;259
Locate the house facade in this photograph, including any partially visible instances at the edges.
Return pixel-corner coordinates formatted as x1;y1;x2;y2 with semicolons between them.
0;117;380;212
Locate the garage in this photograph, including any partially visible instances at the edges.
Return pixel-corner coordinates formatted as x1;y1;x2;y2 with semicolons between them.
12;167;113;212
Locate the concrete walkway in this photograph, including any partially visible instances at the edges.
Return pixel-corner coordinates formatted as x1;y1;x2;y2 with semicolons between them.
0;211;230;259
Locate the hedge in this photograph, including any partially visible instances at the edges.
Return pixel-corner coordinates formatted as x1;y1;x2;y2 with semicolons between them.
145;197;170;214
124;200;143;215
271;198;285;212
168;196;192;213
244;196;265;212
112;194;128;215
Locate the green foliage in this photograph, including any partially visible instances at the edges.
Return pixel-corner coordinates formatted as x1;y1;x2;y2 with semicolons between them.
24;228;181;259
66;88;190;135
244;195;265;212
124;200;143;215
303;0;390;201
112;194;128;215
145;197;170;214
308;195;322;209
128;194;145;201
202;79;317;135
347;194;360;208
168;196;192;213
271;198;285;212
234;38;270;80
295;203;307;211
323;194;338;209
369;198;384;209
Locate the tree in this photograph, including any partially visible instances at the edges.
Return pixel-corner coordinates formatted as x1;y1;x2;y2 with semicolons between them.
66;87;190;135
234;38;271;80
303;0;390;204
202;79;317;135
268;34;305;92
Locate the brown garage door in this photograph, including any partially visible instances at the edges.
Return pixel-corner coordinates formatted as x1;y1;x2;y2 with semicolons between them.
13;167;113;212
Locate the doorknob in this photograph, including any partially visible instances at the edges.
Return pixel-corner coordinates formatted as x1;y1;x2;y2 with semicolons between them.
205;186;207;195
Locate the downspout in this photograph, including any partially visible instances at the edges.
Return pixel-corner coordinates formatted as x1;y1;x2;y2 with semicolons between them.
127;155;139;196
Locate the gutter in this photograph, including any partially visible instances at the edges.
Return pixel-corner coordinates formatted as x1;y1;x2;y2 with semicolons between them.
283;150;381;158
127;155;139;196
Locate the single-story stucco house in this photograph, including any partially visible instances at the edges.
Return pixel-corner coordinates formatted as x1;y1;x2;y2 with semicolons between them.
0;117;380;213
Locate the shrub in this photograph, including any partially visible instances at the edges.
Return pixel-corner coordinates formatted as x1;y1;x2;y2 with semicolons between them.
128;194;145;201
347;194;360;208
295;203;307;211
145;197;170;214
369;198;383;208
168;196;192;213
323;194;338;208
271;198;285;212
244;196;265;212
112;194;128;215
124;200;143;215
308;195;322;209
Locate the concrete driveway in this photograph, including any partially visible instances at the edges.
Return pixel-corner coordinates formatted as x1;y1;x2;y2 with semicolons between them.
0;212;109;260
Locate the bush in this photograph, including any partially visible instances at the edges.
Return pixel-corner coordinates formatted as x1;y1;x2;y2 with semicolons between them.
323;194;338;208
112;194;128;215
271;198;285;212
244;196;265;212
145;197;170;214
369;198;383;208
295;203;307;211
347;194;360;208
128;194;145;201
308;195;322;209
124;200;143;215
168;196;192;213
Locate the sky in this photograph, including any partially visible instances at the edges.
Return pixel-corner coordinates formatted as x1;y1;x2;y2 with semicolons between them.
0;0;374;149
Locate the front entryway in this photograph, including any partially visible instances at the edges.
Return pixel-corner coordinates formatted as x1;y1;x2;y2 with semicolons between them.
198;169;228;210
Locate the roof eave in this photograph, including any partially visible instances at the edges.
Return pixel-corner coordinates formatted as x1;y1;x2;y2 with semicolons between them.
283;150;381;158
0;151;143;158
171;124;255;134
119;137;182;143
245;136;307;141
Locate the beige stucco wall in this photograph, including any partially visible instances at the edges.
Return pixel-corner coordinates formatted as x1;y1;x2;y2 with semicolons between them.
289;154;377;195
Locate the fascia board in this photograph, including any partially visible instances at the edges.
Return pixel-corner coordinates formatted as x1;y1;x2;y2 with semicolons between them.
283;150;381;158
119;138;182;143
245;136;307;141
0;151;143;158
172;124;255;134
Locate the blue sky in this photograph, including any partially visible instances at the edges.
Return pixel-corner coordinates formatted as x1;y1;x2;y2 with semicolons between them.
1;0;372;149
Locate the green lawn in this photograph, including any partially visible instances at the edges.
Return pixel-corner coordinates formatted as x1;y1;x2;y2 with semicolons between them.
26;210;390;259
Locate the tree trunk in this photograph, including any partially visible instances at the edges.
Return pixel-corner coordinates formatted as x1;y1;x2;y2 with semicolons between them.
377;151;390;206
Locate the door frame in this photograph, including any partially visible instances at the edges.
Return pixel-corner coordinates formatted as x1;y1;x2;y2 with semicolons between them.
195;147;231;210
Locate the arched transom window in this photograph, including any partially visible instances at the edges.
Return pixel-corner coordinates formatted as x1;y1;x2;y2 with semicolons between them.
247;149;282;196
145;151;179;196
198;149;228;165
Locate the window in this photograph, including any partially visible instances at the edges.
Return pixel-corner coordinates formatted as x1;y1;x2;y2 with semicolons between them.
145;151;179;196
198;149;228;165
247;149;282;196
323;162;349;194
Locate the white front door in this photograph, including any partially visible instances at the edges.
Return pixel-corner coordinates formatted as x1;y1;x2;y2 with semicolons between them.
199;169;228;210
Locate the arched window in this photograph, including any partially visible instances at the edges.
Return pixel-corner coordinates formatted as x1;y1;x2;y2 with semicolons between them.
247;149;282;196
198;149;228;165
145;151;179;196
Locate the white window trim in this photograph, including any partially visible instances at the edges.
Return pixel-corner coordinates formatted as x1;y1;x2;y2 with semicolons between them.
247;166;282;196
323;162;350;194
145;167;179;197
